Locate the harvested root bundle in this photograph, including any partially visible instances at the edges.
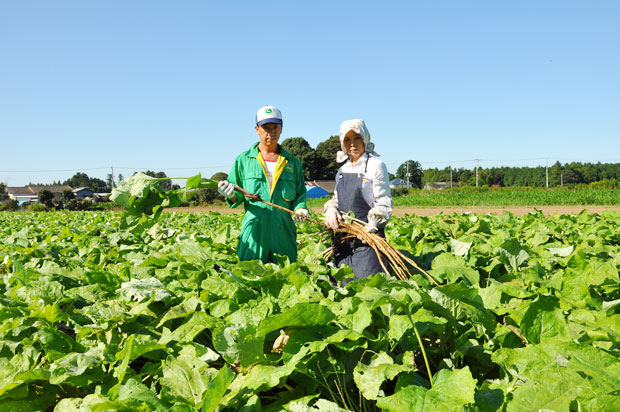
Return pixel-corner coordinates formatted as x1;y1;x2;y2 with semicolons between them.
325;220;438;285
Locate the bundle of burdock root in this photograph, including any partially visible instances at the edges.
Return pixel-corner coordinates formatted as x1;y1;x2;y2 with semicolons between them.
234;185;439;286
329;219;439;285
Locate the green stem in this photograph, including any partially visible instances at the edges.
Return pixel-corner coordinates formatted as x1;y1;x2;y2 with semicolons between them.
413;324;433;388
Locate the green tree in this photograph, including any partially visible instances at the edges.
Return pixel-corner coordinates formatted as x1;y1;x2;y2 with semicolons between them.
61;189;75;203
63;172;90;188
196;172;228;204
396;160;423;188
38;189;54;208
0;183;8;202
90;178;108;192
211;172;228;182
315;136;341;180
281;137;322;180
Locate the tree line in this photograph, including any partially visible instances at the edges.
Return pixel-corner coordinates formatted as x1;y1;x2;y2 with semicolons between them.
422;161;620;188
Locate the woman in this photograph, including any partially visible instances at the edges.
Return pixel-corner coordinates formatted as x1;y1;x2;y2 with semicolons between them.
324;119;393;284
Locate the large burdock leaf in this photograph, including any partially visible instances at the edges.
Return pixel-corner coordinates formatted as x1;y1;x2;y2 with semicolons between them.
353;352;410;400
547;245;574;257
388;308;447;343
221;363;297;408
287;399;349;411
161;345;218;408
117;277;174;302
0;353;50;397
428;253;480;286
118;378;168;411
432;283;496;333
450;238;472;257
520;295;569;344
376;367;476;411
49;345;106;386
213;323;265;367
201;366;235;412
257;302;336;336
500;239;530;272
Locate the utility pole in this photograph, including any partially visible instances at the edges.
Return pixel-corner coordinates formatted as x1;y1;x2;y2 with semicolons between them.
449;166;453;188
475;159;479;188
406;161;411;189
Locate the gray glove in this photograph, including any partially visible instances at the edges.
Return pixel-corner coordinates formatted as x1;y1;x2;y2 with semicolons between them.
365;218;379;233
217;181;235;199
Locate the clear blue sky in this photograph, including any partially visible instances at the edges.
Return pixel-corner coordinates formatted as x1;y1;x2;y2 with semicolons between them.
1;1;619;187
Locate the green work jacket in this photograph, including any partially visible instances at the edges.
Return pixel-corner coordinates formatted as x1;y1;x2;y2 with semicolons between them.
226;142;308;263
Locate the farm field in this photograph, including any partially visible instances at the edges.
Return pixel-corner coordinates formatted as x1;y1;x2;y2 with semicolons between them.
392;187;620;207
171;204;620;217
0;209;619;411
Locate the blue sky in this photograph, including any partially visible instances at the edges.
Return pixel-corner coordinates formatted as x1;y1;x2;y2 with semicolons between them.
1;1;619;187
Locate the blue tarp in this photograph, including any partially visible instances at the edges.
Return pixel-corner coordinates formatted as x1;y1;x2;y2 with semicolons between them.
305;186;330;198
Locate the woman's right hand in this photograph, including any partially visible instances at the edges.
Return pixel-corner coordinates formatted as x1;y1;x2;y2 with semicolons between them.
325;207;342;230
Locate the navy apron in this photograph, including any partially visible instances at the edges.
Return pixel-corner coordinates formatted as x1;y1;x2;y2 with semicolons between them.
334;158;385;285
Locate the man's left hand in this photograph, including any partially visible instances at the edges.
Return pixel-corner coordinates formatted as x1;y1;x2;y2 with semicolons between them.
293;208;309;222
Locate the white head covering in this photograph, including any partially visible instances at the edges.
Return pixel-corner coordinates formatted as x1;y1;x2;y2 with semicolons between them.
336;119;379;162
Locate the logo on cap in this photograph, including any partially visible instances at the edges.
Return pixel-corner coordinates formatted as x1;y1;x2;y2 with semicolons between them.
265;109;272;114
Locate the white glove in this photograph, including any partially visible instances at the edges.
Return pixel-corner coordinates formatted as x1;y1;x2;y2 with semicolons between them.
217;181;235;199
325;207;342;230
293;208;309;222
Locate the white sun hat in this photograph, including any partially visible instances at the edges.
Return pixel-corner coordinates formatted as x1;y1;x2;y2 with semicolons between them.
256;105;283;126
337;119;379;162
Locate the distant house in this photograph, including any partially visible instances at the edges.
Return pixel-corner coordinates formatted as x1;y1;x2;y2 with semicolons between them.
5;187;38;204
423;182;449;190
5;185;74;204
73;187;94;198
390;178;408;189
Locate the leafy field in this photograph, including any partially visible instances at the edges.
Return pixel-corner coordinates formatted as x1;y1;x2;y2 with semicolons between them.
0;209;619;411
392;187;620;207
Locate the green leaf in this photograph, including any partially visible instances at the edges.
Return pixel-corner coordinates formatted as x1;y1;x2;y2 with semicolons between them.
117;277;174;302
520;295;569;344
353;352;410;400
376;367;476;411
547;245;574;257
49;345;106;386
212;324;265;367
201;367;235;412
450;238;472;257
429;253;480;286
257;303;336;336
118;379;168;411
186;173;203;190
161;345;218;407
500;238;530;272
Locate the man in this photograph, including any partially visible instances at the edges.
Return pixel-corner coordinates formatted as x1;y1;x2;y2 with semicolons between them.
218;105;309;263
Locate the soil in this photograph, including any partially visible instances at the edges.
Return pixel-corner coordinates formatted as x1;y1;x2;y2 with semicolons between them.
166;205;620;217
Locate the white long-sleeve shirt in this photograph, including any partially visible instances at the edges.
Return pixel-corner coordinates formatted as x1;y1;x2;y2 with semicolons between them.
324;153;393;226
